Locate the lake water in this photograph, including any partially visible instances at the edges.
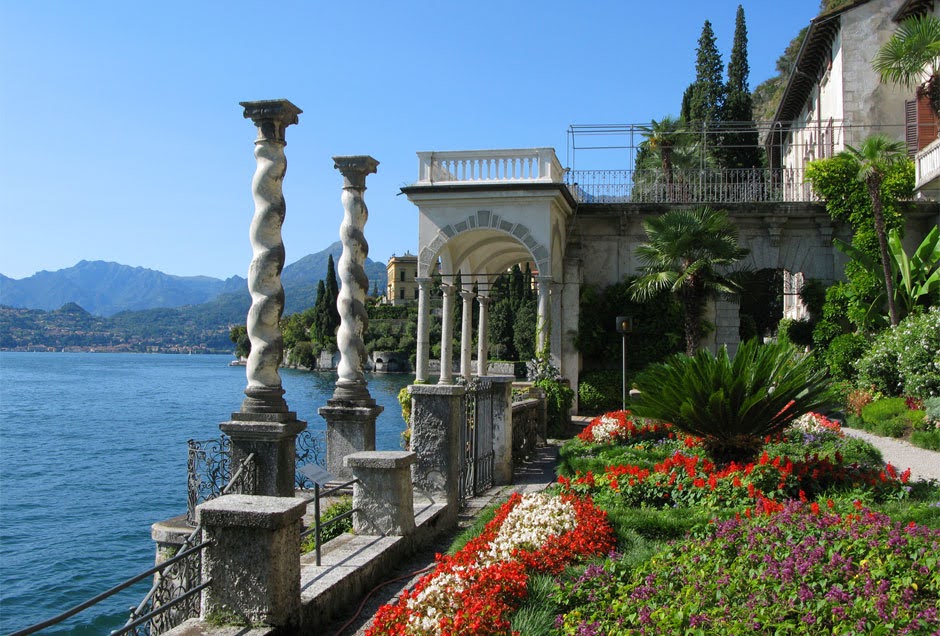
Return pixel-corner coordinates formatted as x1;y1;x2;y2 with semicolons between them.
0;352;413;635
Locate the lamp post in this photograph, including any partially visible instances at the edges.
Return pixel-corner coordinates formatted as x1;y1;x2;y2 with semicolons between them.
615;315;633;412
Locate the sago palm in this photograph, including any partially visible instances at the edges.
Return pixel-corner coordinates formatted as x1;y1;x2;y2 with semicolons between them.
629;207;749;355
630;338;835;465
842;135;908;326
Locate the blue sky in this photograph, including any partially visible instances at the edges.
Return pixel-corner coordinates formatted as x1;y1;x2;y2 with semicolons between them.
0;0;820;281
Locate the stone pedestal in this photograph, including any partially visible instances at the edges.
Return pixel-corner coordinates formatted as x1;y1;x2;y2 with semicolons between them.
197;494;306;629
409;383;465;527
345;451;416;536
489;376;514;486
220;408;306;498
319;400;383;481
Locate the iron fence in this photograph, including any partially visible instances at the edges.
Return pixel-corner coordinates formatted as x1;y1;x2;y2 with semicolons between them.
566;167;813;204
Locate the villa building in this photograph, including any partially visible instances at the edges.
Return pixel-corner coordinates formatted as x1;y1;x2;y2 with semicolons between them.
767;0;933;199
385;253;419;305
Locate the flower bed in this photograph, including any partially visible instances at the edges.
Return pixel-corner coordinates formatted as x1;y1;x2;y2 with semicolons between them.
366;492;615;636
555;501;940;635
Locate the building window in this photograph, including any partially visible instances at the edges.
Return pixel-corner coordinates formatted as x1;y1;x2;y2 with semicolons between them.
414;288;419;300
399;289;405;300
400;270;405;282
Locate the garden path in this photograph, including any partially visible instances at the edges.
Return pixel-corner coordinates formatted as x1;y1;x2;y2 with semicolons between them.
841;427;940;483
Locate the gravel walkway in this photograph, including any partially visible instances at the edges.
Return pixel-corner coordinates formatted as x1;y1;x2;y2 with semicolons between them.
841;427;940;483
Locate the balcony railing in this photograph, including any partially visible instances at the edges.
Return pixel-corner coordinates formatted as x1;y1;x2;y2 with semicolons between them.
916;138;940;190
416;148;565;185
566;167;814;204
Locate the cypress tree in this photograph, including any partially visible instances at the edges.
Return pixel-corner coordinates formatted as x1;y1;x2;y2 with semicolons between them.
685;20;725;127
324;254;341;342
717;5;763;169
311;279;327;345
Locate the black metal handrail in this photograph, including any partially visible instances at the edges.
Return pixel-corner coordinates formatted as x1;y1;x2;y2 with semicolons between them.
8;540;212;636
12;453;255;636
300;479;359;567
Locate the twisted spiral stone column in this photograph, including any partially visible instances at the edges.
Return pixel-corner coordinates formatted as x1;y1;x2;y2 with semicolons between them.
218;99;305;499
238;99;302;413
331;155;379;403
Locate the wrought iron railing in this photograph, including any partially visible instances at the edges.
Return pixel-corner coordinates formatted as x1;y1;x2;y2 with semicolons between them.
566;167;814;204
511;398;541;464
295;428;327;490
12;454;255;636
459;377;496;505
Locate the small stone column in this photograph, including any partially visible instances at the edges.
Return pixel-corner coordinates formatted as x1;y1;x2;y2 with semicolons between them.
459;288;475;381
415;277;433;383
345;451;416;536
476;295;490;377
222;99;306;498
409;383;466;527
319;156;383;480
490;376;514;486
198;494;306;629
536;276;552;353
438;283;455;384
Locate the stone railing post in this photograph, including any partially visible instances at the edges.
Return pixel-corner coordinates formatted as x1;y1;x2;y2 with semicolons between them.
197;494;306;630
490;376;514;486
320;156;384;480
345;451;416;536
409;384;466;527
221;99;306;497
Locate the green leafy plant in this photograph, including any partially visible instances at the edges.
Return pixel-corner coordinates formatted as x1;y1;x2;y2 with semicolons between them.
631;339;835;463
301;496;353;554
857;307;940;399
577;370;625;415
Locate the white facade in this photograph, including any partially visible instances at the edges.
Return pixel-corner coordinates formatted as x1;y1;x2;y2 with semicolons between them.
774;0;914;198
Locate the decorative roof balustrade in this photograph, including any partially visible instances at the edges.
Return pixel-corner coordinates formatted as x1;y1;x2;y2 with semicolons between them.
416;148;565;185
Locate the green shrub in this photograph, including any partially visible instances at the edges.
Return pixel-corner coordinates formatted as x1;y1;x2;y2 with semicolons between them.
777;317;814;347
911;429;940;451
577;370;624;414
631;339;835;464
858;307;940;399
301;495;352;553
861;397;909;426
875;417;908;438
925;397;940;429
823;332;868;382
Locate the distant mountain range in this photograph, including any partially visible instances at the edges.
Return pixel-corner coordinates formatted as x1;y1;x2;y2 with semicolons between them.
0;243;390;351
0;241;388;317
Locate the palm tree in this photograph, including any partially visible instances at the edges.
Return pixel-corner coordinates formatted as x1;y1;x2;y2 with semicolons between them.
842;135;908;326
628;207;749;355
639;116;686;194
873;13;940;117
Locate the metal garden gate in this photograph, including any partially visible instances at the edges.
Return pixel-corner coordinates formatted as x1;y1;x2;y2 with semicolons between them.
459;377;496;504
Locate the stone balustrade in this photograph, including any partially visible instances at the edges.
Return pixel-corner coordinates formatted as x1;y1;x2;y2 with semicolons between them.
916;137;940;191
416;148;564;184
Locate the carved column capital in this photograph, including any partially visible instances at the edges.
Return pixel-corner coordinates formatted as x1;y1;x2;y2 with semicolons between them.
459;289;477;302
476;294;491;307
240;99;302;144
333;155;379;189
416;276;433;289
